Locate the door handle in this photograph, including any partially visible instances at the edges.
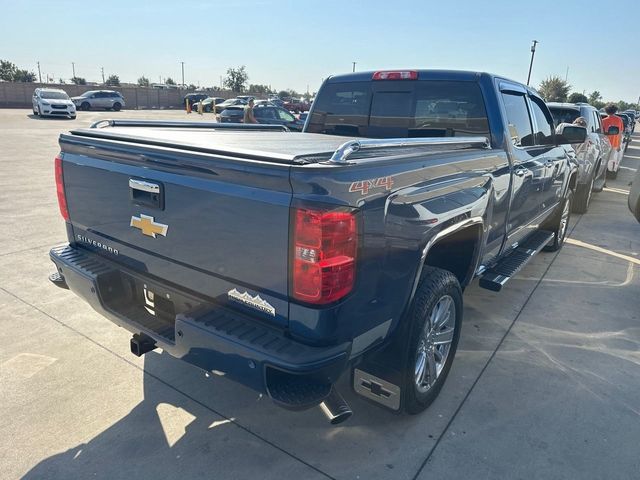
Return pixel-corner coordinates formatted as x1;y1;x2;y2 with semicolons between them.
129;179;160;193
129;178;163;209
544;159;554;167
514;168;529;177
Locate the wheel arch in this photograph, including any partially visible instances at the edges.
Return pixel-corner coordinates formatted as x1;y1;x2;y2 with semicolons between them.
410;217;484;300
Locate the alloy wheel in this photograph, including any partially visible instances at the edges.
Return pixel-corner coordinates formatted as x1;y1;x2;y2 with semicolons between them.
414;295;456;393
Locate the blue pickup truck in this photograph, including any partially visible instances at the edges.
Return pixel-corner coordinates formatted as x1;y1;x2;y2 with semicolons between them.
49;70;586;424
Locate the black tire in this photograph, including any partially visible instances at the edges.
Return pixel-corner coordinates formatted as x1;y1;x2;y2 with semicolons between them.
592;161;605;193
80;102;90;111
404;266;463;415
70;115;76;120
572;175;593;214
113;102;122;111
543;189;573;252
606;169;618;180
33;107;39;116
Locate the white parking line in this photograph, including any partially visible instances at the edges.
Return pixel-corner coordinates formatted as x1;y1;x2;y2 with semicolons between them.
603;187;630;195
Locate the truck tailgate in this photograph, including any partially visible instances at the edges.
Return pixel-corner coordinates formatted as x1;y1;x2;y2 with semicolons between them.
59;132;293;327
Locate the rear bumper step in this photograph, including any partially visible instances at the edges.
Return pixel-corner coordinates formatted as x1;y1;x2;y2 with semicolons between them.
49;244;351;409
479;230;554;292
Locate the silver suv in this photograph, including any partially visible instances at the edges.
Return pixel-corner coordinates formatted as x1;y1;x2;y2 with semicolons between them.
71;90;125;111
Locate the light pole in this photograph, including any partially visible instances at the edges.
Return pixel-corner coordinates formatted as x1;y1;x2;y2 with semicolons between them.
72;62;75;79
526;40;539;86
37;61;42;83
352;62;357;73
180;61;185;87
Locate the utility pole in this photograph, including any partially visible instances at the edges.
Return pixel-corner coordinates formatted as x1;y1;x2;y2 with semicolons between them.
72;62;75;79
565;66;569;83
37;62;42;83
101;67;105;84
526;40;539;86
180;61;185;87
352;62;357;73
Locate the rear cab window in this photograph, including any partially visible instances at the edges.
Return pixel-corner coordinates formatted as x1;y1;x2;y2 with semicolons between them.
548;107;580;127
306;80;489;139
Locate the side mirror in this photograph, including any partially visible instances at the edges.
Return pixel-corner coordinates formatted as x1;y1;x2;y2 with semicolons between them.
557;125;587;144
606;126;620;135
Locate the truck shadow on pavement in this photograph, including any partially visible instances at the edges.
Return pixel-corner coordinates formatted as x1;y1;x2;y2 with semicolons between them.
19;348;413;480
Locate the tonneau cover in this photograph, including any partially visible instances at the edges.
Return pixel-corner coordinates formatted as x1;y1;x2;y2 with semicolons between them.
68;128;359;163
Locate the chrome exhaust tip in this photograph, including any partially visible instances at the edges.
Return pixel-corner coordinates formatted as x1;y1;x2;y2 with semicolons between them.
319;386;352;425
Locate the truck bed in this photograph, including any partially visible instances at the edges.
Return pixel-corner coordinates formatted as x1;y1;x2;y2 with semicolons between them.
66;123;489;165
67;128;357;164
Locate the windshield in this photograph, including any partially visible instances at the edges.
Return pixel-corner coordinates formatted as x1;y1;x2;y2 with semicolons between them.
40;91;69;100
549;108;580;126
306;80;490;138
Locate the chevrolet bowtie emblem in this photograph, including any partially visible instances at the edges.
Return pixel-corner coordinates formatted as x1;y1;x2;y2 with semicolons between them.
130;214;168;238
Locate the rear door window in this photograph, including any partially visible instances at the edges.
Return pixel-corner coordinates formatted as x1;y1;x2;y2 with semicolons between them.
501;93;534;147
529;97;554;145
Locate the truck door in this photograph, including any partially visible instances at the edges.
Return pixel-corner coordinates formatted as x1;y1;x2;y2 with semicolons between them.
499;89;547;248
526;94;567;218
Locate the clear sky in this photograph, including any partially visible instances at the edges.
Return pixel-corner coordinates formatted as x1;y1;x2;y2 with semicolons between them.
2;0;639;101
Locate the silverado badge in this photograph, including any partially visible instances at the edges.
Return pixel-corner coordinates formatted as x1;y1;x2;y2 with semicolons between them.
228;288;276;316
130;214;168;238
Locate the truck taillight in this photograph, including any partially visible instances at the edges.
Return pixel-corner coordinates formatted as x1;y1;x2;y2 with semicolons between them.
54;155;69;221
292;208;357;304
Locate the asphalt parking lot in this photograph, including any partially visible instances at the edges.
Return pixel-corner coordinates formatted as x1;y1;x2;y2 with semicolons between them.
1;108;639;480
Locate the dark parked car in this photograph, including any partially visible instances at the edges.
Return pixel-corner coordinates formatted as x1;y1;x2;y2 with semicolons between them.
220;105;305;131
214;98;247;114
183;93;208;108
548;102;611;212
196;97;225;112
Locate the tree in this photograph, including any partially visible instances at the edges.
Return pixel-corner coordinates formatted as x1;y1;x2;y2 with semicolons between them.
71;76;87;85
0;60;36;82
588;91;602;104
165;77;176;86
277;90;289;99
568;92;588;103
137;76;150;87
105;74;120;86
248;84;272;94
538;76;571;102
0;60;17;81
223;66;248;93
13;69;36;82
616;100;632;111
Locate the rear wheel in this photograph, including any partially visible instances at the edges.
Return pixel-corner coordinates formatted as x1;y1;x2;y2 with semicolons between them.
573;175;594;214
607;169;618;180
80;102;90;111
113;102;122;111
403;267;462;414
544;189;573;252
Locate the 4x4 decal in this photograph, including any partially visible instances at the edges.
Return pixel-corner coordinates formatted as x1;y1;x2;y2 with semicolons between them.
349;176;394;195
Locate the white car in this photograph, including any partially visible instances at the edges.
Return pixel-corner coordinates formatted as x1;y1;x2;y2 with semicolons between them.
32;88;76;119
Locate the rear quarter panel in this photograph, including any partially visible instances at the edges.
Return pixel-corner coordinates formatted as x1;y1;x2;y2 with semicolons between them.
289;147;510;351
